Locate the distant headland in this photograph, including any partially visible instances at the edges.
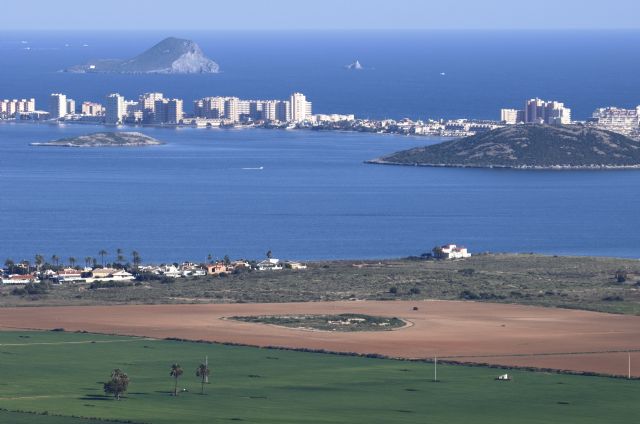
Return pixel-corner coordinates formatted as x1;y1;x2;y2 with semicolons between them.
31;132;164;147
64;37;220;74
367;125;640;170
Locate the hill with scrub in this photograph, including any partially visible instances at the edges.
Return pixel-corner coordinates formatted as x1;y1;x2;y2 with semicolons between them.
369;125;640;169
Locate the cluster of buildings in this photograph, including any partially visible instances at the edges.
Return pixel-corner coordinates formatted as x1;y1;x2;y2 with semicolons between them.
4;91;640;140
314;117;502;138
589;106;640;137
1;257;307;286
1;91;314;127
192;92;312;126
501;98;572;125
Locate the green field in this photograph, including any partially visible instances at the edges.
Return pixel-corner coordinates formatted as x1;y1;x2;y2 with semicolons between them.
0;331;638;424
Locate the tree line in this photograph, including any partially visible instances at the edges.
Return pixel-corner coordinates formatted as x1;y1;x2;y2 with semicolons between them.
104;361;211;400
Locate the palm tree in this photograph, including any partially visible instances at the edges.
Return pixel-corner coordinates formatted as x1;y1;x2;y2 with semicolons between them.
68;257;76;268
85;257;92;268
4;259;15;274
34;254;44;272
132;251;142;270
116;248;124;266
51;255;59;268
196;363;210;395
266;250;272;259
170;363;184;396
207;253;213;264
98;250;107;267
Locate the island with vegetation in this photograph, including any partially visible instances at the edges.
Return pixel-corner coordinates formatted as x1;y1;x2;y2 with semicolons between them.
368;125;640;169
230;314;406;332
31;132;164;147
65;37;219;74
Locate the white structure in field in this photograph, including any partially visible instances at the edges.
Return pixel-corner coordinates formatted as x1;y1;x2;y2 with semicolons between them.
433;244;471;260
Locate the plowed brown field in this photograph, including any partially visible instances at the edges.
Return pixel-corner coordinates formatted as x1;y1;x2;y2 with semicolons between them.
1;300;638;377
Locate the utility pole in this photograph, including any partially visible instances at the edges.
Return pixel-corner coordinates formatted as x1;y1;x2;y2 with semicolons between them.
205;355;209;384
434;355;438;382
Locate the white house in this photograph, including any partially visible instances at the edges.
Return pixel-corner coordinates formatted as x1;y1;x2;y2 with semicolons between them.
155;265;181;278
284;261;308;270
256;258;283;271
433;244;471;260
56;268;85;283
88;268;135;282
2;274;38;285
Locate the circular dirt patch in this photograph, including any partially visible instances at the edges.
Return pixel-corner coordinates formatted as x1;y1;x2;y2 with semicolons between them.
229;313;406;332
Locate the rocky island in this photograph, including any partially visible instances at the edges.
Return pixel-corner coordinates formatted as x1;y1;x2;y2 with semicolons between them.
368;125;640;169
31;132;164;147
65;37;219;74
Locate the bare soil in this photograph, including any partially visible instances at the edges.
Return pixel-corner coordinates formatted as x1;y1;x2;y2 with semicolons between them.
0;300;638;377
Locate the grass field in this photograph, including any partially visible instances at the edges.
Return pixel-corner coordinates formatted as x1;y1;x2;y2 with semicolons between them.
0;331;637;424
2;254;639;315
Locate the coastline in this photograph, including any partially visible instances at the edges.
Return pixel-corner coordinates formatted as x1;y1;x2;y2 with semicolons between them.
365;159;640;170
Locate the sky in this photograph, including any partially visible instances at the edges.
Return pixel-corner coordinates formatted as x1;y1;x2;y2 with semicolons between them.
1;0;639;30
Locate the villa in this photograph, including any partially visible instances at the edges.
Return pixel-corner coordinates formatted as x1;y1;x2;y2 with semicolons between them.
2;274;38;284
433;244;471;260
56;268;85;283
256;258;283;271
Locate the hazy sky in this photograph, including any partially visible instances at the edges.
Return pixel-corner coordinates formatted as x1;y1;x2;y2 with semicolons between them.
2;0;638;30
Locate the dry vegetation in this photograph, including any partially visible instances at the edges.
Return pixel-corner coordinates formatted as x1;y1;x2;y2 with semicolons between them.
2;254;639;314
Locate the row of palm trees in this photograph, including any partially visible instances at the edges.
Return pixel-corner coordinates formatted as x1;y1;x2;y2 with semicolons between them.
105;362;210;400
4;250;143;274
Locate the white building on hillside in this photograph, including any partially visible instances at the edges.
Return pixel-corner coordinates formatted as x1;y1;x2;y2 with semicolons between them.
433;244;471;260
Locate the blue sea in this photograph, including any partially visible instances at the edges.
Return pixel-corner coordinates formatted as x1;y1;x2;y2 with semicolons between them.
1;31;640;262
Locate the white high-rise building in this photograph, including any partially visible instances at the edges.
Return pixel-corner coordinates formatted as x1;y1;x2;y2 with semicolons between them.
289;92;312;122
524;98;571;125
66;98;76;115
81;102;104;116
139;92;164;123
262;100;278;122
166;99;184;124
500;108;524;124
49;93;67;119
105;93;125;124
224;97;240;122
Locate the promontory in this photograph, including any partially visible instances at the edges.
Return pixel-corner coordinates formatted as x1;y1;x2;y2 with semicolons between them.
31;132;164;147
367;125;640;169
65;37;219;74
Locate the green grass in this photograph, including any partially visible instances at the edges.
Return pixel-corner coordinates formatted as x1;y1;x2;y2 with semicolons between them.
0;331;638;424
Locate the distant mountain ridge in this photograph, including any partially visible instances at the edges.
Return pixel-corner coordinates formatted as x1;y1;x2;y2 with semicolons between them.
368;125;640;169
65;37;219;74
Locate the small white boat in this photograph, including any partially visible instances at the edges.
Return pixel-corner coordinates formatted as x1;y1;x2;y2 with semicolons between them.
242;166;264;170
